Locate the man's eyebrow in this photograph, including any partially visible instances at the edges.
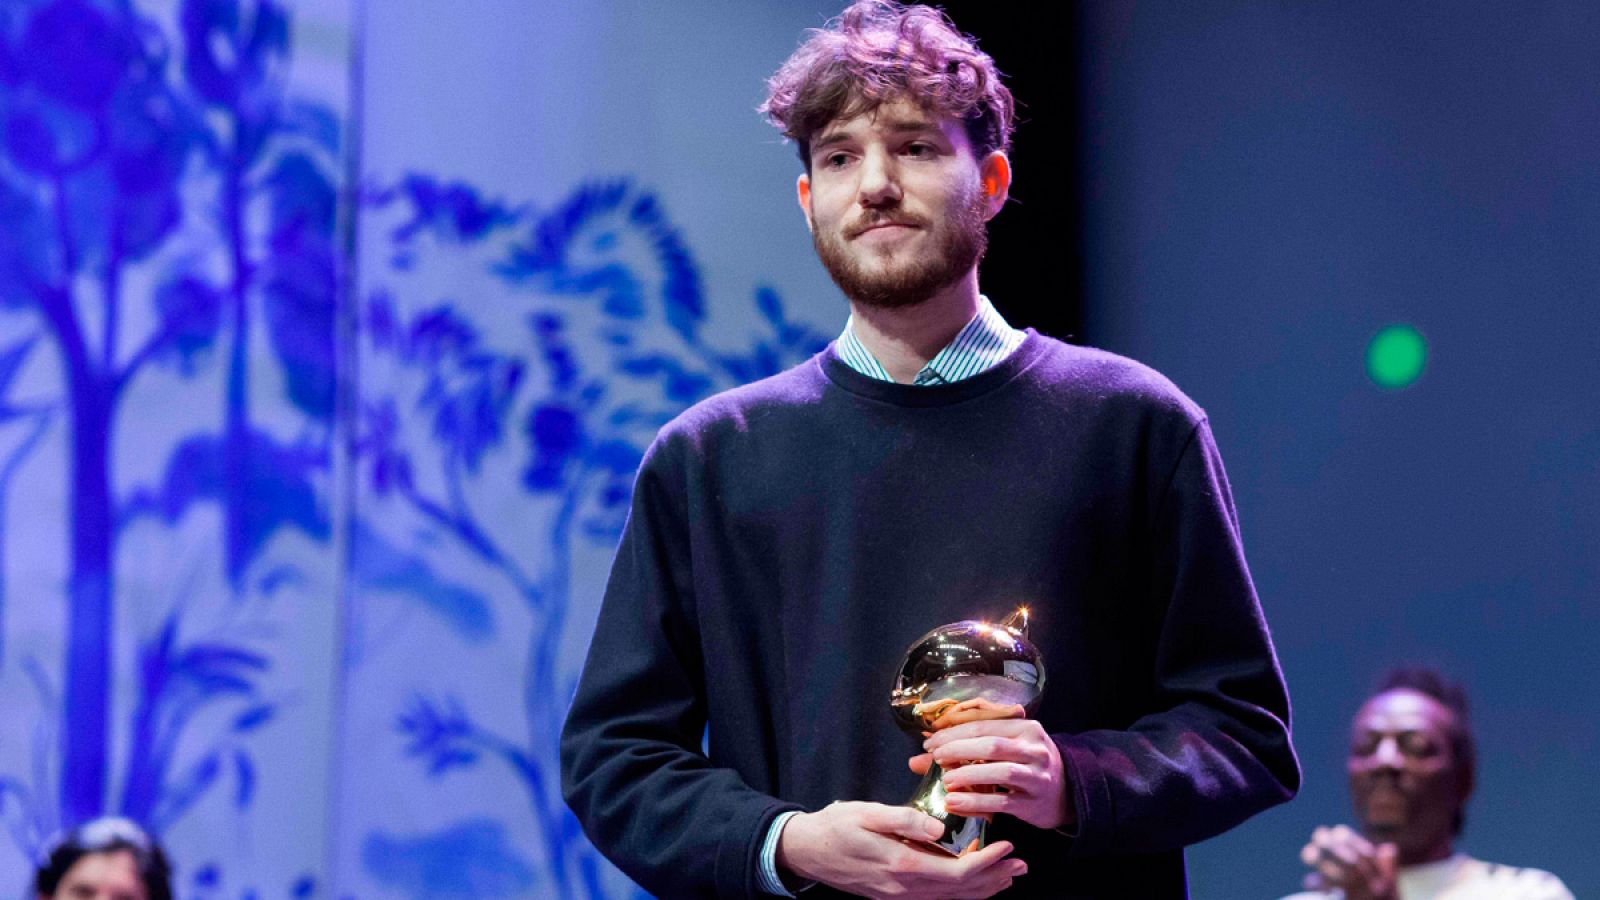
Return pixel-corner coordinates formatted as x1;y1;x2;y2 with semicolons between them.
879;118;942;134
811;131;854;154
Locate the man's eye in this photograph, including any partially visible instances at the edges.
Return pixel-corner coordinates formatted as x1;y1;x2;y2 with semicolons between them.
1400;734;1439;756
824;153;851;168
905;143;935;158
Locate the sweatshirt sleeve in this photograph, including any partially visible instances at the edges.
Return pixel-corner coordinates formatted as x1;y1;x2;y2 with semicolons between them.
1055;417;1301;856
560;435;800;898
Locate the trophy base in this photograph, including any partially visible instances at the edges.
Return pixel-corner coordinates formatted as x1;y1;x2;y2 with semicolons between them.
907;761;988;856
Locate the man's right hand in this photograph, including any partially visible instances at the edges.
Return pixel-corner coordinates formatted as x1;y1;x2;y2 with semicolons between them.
1298;825;1399;900
777;801;1025;899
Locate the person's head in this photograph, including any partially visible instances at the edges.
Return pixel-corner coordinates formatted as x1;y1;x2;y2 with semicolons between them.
33;817;172;900
1346;668;1476;865
761;1;1015;310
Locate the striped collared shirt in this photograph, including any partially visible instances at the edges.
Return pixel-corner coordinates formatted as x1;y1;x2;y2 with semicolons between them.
834;295;1027;385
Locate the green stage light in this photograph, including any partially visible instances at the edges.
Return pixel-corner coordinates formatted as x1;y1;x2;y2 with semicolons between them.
1366;323;1426;389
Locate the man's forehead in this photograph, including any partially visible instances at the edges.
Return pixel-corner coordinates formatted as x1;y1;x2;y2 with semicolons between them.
1352;688;1457;734
814;97;962;144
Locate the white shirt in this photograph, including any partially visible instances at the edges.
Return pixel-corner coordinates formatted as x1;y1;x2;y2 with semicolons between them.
1281;853;1574;900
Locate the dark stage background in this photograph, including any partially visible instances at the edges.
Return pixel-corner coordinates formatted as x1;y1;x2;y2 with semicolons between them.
1063;2;1597;895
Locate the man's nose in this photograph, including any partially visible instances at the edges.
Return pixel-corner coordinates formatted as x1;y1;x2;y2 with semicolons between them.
857;148;901;208
1370;736;1403;769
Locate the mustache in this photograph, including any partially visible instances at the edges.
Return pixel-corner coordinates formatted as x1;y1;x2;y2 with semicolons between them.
845;213;928;238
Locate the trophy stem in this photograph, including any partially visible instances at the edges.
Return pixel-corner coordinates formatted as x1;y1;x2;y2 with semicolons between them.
907;760;986;856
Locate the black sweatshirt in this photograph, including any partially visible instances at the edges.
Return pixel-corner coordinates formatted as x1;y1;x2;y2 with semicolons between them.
561;332;1300;898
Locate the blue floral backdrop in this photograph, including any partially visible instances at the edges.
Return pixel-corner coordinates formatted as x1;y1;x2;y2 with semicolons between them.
0;1;838;897
341;176;825;899
0;0;349;894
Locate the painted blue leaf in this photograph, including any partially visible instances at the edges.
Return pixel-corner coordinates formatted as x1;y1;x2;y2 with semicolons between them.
528;313;580;391
513;180;630;279
232;703;275;733
523;404;583;492
578;381;605;408
428;748;478;776
755;285;786;326
665;368;712;404
140;613;180;698
282;99;341;155
268;153;336;240
255;563;303;595
152;751;222;831
19;0;136;110
108;71;197;197
142;430;329;575
38;65;198;267
176;644;270;697
389;173;520;244
108;180;183;264
753;341;781;378
144;434;219;520
417;348;525;472
599;270;645;319
587;440;642;476
371;450;413;497
291;875;315;898
627;190;704;338
193;864;220;888
362;820;536;899
365;291;401;352
407;307;476;363
599;480;631;510
350;519;495;642
262;233;337;419
180;0;289;109
3;106;68;174
0;176;55;301
719;355;754;385
232;749;254;809
153;275;223;373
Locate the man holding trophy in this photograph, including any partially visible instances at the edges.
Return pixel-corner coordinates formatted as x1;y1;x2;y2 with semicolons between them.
561;2;1300;896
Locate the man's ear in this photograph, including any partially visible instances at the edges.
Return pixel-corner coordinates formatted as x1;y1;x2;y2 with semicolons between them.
796;174;814;233
978;151;1012;219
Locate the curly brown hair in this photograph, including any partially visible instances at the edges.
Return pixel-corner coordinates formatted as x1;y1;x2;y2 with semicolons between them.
760;0;1015;171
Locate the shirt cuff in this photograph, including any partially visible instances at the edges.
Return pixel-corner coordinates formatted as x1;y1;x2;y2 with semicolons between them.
758;810;808;896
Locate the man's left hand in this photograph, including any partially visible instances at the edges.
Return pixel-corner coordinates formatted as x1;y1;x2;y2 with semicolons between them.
910;717;1074;831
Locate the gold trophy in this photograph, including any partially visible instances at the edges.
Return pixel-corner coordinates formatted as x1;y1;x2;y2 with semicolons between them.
888;608;1046;856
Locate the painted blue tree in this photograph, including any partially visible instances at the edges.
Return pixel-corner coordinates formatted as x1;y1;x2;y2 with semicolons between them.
0;0;337;864
358;174;827;899
157;0;338;586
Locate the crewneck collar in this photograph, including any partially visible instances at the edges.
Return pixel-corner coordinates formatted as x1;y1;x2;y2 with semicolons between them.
819;329;1048;407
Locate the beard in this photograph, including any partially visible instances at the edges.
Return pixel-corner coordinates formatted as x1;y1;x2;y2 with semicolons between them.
812;190;988;310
